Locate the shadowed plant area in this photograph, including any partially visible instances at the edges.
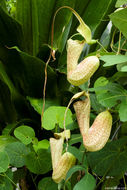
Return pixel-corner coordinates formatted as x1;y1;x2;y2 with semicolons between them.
0;0;127;189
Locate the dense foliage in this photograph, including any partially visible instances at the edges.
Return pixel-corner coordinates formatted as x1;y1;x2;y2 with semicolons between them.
0;0;127;189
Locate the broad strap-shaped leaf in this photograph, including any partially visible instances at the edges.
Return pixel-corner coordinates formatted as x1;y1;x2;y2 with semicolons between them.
0;45;57;98
16;0;39;55
16;0;76;54
0;6;24;49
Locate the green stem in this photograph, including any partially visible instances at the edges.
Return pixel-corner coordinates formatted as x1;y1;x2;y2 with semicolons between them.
97;40;109;53
117;31;121;55
123;175;127;188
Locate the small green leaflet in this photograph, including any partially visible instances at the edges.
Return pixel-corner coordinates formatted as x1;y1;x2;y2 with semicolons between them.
33;139;49;153
42;106;73;130
14;125;35;145
100;55;127;67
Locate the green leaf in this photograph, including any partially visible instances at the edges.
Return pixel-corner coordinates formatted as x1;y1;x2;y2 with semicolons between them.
67;145;88;170
0;78;17;123
69;134;82;145
110;8;127;39
73;173;96;190
16;0;39;55
5;142;30;167
119;99;127;122
0;0;7;12
94;81;127;108
117;62;127;72
94;77;109;94
65;165;85;182
42;106;73;130
87;137;127;176
27;97;60;115
25;149;52;174
80;0;117;51
38;177;57;190
16;0;76;53
0;6;24;49
90;94;105;113
100;55;127;67
2;123;16;135
0;151;9;173
0;169;13;190
0;46;57;98
14;125;35;145
33;139;50;153
115;0;127;7
0;135;17;151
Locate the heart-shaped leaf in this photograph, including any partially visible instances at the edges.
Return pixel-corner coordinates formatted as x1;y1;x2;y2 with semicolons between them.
42;106;73;130
14;125;35;145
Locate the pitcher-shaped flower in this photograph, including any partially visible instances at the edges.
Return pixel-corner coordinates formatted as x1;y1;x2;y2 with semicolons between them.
67;39;100;86
73;95;112;151
50;137;76;183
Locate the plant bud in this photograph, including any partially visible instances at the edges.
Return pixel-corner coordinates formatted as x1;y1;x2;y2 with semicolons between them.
74;96;112;152
67;39;100;86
